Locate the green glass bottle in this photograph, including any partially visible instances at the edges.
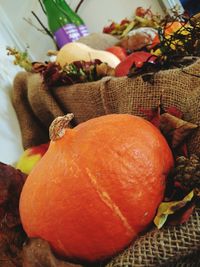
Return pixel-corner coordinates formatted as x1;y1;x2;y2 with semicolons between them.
56;0;89;37
42;0;81;48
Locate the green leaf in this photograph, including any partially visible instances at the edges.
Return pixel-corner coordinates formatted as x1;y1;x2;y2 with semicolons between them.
120;21;136;38
154;190;194;229
6;47;32;72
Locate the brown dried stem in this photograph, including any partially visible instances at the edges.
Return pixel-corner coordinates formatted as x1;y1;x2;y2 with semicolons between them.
23;17;46;35
75;0;85;13
38;0;46;14
49;114;74;141
31;11;54;41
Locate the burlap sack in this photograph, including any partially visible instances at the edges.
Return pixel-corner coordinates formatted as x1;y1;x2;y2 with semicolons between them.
106;208;200;267
12;59;200;266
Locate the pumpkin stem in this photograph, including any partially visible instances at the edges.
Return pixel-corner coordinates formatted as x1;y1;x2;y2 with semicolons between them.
49;113;74;141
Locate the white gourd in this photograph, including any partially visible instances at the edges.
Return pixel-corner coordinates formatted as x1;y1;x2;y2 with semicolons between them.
56;42;120;68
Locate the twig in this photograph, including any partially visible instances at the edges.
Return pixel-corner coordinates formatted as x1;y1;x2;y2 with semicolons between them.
31;11;54;40
31;11;58;49
38;0;46;14
75;0;85;13
181;68;200;78
23;17;46;34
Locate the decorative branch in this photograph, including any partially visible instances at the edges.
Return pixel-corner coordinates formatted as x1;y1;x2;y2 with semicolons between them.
181;68;200;78
23;17;46;34
31;11;54;40
38;0;46;14
75;0;85;13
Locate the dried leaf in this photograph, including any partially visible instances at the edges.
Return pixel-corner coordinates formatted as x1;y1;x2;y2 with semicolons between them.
0;226;26;267
175;142;188;157
165;106;183;119
96;63;115;77
154;190;194;229
22;238;83;267
140;103;195;158
168;203;195;226
0;162;27;228
32;61;49;73
0;162;27;266
140;95;165;128
42;62;65;87
0;252;17;267
141;106;161;128
159;113;198;148
6;47;32;72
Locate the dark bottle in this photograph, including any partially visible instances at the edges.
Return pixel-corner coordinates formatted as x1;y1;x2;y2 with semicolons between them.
57;0;89;37
42;0;82;48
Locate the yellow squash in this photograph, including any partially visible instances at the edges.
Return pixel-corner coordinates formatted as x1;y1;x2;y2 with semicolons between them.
56;42;121;68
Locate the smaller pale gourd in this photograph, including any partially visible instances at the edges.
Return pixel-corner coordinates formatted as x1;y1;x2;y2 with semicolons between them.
56;42;121;68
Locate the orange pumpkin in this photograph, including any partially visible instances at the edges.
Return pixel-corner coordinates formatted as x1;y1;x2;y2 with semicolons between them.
19;114;174;262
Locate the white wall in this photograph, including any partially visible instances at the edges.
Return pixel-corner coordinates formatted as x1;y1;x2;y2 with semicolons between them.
68;0;164;32
0;0;164;60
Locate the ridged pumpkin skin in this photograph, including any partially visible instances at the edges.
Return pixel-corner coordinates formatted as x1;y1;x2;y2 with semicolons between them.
19;114;174;262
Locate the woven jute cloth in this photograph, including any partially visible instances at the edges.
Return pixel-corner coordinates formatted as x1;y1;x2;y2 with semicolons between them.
12;59;200;266
106;208;200;267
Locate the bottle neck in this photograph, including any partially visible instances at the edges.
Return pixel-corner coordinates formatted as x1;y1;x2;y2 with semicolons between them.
42;0;72;32
55;0;85;25
56;0;89;37
42;0;88;45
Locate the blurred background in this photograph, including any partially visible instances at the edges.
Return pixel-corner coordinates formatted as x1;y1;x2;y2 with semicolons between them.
180;0;200;16
0;0;189;60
